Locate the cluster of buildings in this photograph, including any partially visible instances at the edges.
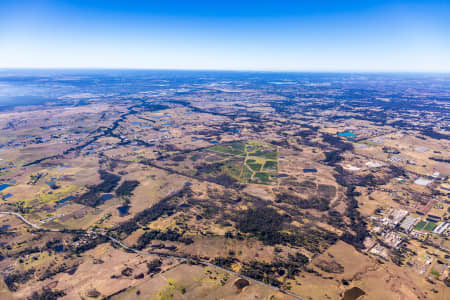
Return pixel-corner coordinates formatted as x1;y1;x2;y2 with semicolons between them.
366;207;449;260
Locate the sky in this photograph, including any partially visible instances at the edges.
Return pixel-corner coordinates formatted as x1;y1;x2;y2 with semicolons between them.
0;0;449;72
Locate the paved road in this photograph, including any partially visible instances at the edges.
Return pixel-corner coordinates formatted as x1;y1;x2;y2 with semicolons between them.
0;210;306;300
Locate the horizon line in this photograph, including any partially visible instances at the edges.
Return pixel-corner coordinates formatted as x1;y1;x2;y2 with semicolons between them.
1;67;450;74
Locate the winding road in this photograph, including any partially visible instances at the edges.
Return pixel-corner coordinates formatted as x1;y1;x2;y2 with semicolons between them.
0;211;306;300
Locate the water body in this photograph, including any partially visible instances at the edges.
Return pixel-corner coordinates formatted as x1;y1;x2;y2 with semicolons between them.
56;195;74;205
303;168;317;173
2;193;13;200
160;129;168;133
337;131;357;138
46;180;57;187
54;245;64;252
342;287;366;300
117;205;130;216
210;141;219;144
101;194;114;203
0;184;13;191
0;224;11;231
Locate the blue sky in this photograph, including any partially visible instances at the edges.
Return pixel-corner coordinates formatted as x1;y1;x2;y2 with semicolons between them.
0;0;449;71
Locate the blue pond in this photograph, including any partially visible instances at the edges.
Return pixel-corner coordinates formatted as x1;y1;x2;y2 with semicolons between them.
54;245;64;252
46;180;57;187
117;206;130;216
210;141;219;144
337;131;357;138
160;129;168;133
303;168;317;173
101;194;114;203
2;193;13;200
56;195;74;205
0;224;11;231
0;184;13;191
132;121;142;125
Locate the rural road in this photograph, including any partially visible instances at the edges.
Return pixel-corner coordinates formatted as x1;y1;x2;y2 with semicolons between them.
0;210;306;300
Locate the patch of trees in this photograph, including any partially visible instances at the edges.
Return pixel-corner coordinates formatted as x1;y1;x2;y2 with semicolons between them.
39;263;77;281
142;103;170;112
240;261;282;287
315;259;344;273
211;256;238;269
146;259;162;274
322;133;353;151
209;173;239;188
115;180;140;197
429;157;450;163
236;207;337;252
276;192;330;211
112;188;187;236
270;139;290;147
135;229;193;250
334;165;404;188
11;246;41;258
27;287;66;300
382;146;400;154
327;210;345;229
422;128;450;140
75;170;121;207
4;268;36;291
237;207;284;237
240;253;310;287
340;186;369;249
293;129;315;138
324;150;344;165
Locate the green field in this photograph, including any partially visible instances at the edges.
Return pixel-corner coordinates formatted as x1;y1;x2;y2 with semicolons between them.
424;222;437;232
209;141;278;185
210;141;246;156
414;221;426;230
247;163;262;172
263;160;277;171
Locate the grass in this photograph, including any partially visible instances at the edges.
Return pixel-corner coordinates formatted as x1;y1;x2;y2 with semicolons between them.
424;222;437;232
251;150;277;160
252;172;272;184
247;163;262;172
222;161;242;179
429;269;440;278
263;160;277;171
210;141;246;156
241;165;253;182
415;221;426;230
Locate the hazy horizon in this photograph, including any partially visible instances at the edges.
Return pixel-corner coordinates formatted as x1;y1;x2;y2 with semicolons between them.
1;0;449;72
